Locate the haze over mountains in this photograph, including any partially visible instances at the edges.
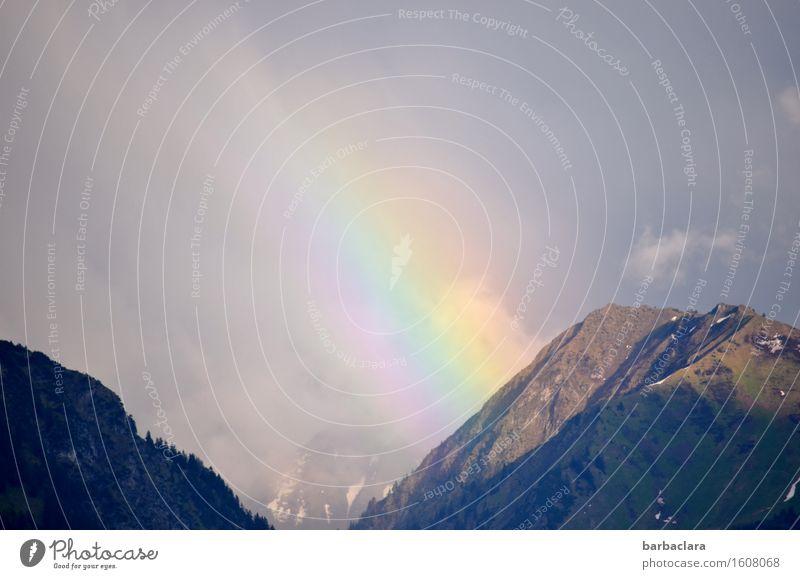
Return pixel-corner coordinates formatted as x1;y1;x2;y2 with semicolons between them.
266;428;414;530
1;1;799;536
354;303;800;529
3;301;799;529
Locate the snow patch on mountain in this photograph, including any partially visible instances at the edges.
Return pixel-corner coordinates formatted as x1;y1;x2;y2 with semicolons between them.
346;477;366;514
784;476;800;502
755;334;785;354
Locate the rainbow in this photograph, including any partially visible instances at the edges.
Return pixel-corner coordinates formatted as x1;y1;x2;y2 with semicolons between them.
286;154;535;438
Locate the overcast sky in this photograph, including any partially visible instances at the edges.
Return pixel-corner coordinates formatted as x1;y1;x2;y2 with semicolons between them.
1;0;799;524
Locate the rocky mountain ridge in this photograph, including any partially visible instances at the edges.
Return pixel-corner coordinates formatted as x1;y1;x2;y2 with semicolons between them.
355;303;800;529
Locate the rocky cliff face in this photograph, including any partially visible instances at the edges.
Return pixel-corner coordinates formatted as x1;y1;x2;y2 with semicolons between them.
0;340;271;529
266;428;412;529
354;304;800;529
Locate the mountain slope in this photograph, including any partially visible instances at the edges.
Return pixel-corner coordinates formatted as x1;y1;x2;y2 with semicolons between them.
266;428;412;529
354;303;800;529
0;340;271;529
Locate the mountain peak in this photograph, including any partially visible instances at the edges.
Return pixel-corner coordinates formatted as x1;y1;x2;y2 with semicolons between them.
354;303;800;529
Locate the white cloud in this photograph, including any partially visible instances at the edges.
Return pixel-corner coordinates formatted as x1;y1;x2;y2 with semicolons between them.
628;227;735;280
778;87;800;126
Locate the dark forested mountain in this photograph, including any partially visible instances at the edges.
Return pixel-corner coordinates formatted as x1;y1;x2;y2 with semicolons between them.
0;340;271;530
355;303;800;529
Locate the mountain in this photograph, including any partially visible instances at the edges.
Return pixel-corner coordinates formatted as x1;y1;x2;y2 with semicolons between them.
267;428;409;529
354;303;800;529
0;340;271;529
